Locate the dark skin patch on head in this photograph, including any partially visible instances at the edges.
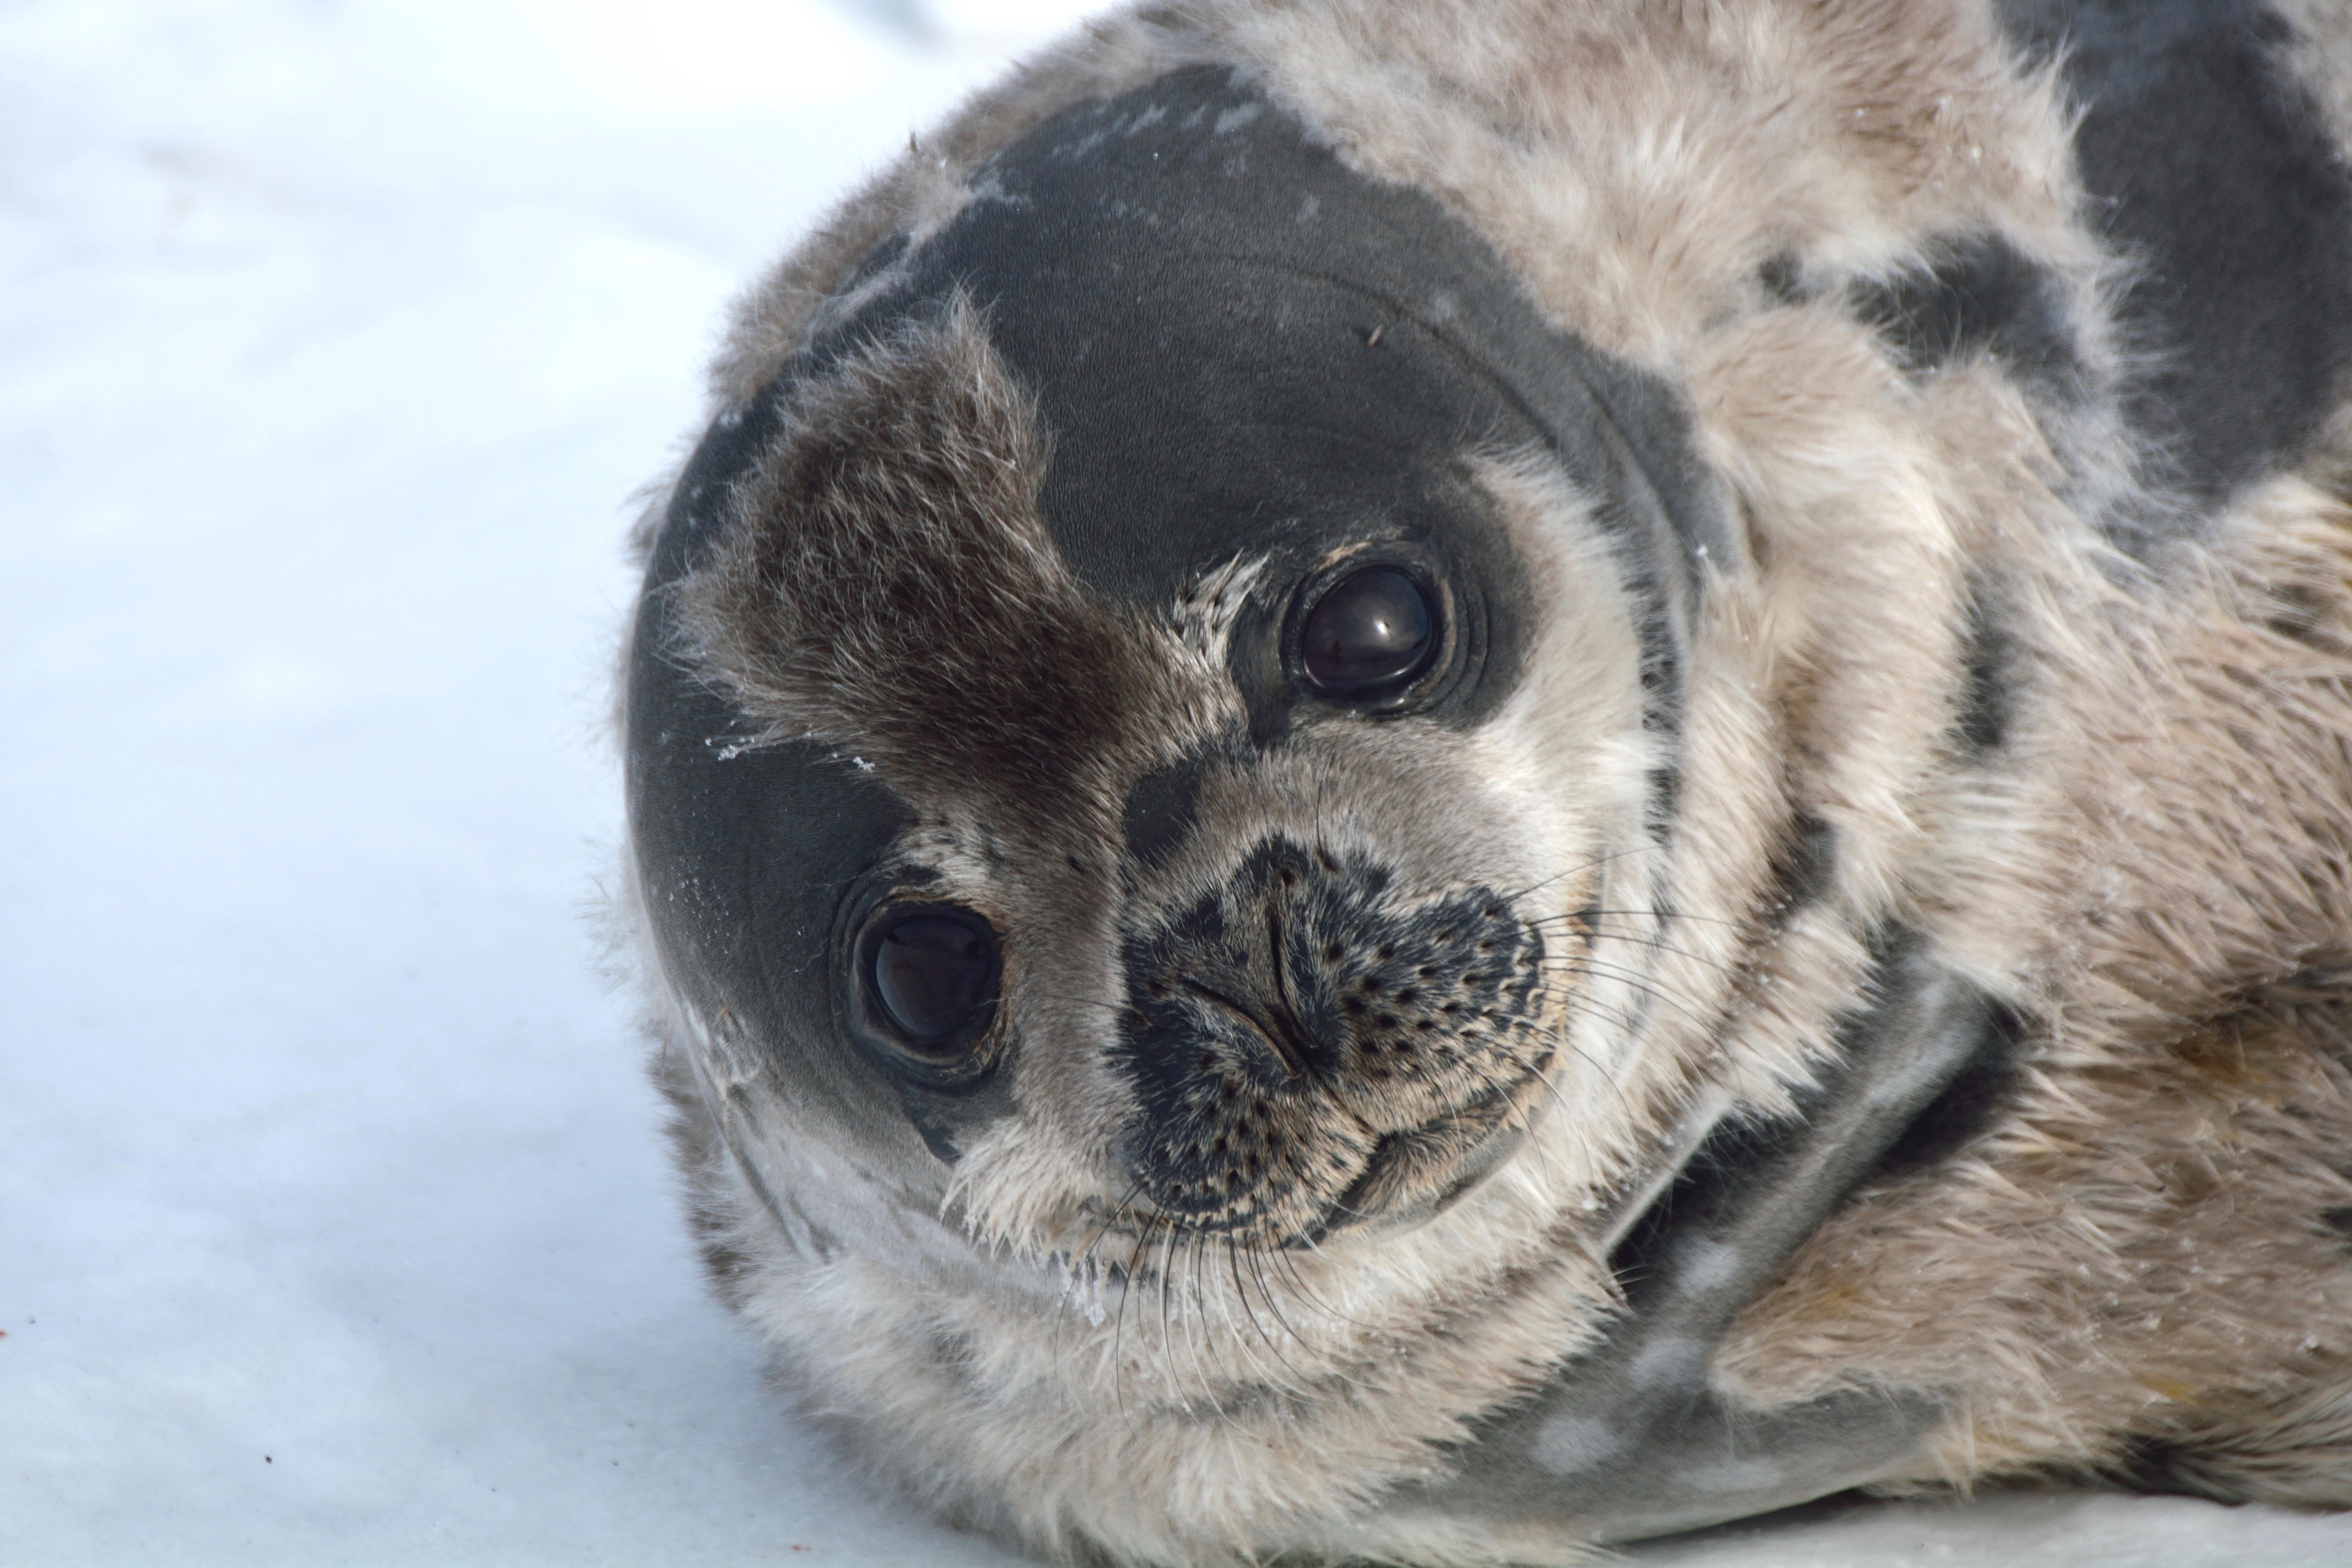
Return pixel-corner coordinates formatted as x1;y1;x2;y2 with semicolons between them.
818;66;1733;742
899;1072;1018;1163
626;643;911;1124
1123;749;1215;869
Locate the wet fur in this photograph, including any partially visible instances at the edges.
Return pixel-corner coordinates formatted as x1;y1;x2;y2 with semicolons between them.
619;2;2352;1562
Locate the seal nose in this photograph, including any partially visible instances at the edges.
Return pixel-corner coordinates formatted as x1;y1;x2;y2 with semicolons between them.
1131;839;1347;1084
1113;836;1548;1238
1124;837;1542;1090
1169;880;1329;1082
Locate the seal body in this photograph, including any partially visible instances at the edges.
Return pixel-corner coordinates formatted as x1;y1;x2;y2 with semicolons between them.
617;4;2352;1561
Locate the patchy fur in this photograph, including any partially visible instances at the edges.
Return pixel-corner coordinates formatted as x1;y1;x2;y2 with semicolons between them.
679;295;1229;835
616;2;2352;1563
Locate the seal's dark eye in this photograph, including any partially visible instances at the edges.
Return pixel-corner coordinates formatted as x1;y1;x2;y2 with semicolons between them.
871;910;998;1052
1300;566;1437;697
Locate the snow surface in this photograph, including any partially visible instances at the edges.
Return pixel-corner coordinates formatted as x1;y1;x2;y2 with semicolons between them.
2;3;2348;1564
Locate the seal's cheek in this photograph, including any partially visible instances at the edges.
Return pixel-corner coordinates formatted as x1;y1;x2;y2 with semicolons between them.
1465;451;1658;833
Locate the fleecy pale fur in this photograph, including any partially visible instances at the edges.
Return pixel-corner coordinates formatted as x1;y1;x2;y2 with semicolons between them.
616;2;2352;1562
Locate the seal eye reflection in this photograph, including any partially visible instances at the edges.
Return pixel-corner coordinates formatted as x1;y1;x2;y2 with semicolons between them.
1300;566;1437;698
870;910;999;1055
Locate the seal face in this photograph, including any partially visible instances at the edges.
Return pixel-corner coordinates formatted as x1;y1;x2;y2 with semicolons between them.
620;5;2352;1563
633;65;1716;1244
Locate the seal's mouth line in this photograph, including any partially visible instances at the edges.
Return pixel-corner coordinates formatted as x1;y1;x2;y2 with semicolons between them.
1306;1057;1551;1244
1025;1037;1563;1286
1062;1053;1554;1260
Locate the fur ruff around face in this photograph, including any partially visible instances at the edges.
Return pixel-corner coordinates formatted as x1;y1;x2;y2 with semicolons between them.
614;3;2352;1562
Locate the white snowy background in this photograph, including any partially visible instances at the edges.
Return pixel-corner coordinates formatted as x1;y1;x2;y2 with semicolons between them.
4;2;2350;1564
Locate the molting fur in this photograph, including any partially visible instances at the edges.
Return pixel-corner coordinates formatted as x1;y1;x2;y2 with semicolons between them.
616;3;2352;1562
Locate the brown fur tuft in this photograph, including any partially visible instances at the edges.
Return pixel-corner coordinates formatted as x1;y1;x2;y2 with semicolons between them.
679;297;1220;836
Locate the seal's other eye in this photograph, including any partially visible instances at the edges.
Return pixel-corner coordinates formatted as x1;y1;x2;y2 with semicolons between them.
870;909;999;1054
1300;566;1437;698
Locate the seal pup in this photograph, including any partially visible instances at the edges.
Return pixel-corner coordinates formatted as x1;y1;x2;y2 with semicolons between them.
615;3;2352;1561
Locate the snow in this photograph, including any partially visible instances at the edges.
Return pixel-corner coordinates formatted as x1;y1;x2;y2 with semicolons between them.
0;3;2345;1564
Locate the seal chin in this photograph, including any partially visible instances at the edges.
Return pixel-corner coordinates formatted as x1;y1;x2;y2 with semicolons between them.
1318;1103;1538;1242
1105;1048;1556;1250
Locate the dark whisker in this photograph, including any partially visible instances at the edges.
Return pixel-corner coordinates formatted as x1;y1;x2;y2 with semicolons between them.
1108;1206;1149;1436
1225;1237;1310;1392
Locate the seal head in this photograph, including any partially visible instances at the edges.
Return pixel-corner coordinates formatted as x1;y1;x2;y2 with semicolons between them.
630;66;1724;1250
